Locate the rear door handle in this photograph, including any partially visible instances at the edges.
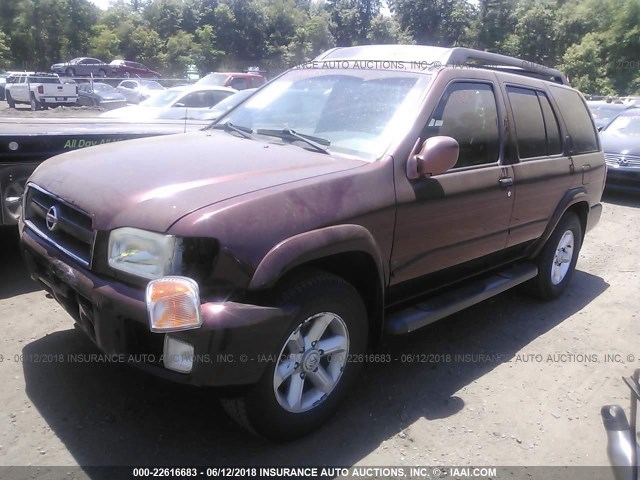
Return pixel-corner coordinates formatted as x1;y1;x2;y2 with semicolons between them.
499;177;514;188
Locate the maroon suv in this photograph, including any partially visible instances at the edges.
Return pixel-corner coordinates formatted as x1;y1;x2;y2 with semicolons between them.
19;45;605;440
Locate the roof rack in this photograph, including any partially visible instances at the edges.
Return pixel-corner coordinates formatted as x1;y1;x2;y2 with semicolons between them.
314;45;568;85
444;47;567;85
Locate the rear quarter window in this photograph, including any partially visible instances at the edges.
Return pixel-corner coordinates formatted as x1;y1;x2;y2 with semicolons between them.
549;85;599;154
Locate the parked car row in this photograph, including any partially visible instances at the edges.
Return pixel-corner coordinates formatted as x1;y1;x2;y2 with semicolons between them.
50;57;160;78
48;56;269;89
1;73;255;121
100;86;252;120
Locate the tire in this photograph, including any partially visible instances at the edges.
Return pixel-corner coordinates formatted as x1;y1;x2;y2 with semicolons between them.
98;69;107;78
30;94;41;111
526;212;582;300
221;270;368;440
6;91;15;108
65;67;75;76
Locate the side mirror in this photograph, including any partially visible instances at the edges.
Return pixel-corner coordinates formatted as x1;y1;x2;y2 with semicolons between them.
407;136;459;180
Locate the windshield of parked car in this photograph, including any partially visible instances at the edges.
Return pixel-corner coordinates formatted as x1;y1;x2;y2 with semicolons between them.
218;68;430;161
589;105;627;122
140;89;184;107
195;73;228;86
140;81;164;90
91;83;117;93
209;88;255;113
603;111;640;135
28;76;60;83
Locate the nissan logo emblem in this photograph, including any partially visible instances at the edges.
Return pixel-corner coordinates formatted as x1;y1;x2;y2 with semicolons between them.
46;206;59;232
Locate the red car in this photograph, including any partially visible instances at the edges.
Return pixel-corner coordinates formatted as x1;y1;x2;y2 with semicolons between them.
109;60;160;78
195;72;266;90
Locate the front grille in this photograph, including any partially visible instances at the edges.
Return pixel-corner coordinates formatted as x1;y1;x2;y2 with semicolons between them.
24;184;95;267
605;153;640;167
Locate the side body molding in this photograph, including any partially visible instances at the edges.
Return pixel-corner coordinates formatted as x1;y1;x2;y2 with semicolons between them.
248;224;386;291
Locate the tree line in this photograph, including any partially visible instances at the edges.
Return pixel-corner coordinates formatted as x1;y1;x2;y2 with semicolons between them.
0;0;639;95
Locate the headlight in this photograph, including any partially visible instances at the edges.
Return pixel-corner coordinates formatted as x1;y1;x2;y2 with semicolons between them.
108;227;181;279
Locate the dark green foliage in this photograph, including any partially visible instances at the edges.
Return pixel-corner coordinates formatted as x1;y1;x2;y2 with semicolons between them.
0;0;638;94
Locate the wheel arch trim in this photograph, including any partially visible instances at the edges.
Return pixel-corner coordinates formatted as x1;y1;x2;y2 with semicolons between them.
527;187;590;259
248;224;386;292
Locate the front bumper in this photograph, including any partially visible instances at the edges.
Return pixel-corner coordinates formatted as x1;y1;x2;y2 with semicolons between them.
20;224;295;387
605;165;640;194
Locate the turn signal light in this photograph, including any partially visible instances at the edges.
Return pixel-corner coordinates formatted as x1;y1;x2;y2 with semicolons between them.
146;276;202;332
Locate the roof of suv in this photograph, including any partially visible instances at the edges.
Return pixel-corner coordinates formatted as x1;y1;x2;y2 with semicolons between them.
314;45;567;85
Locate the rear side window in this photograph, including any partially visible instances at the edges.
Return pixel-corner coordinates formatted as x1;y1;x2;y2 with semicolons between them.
549;85;598;154
507;86;562;158
507;87;547;158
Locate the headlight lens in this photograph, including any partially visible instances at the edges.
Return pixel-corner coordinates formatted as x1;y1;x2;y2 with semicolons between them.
108;227;180;279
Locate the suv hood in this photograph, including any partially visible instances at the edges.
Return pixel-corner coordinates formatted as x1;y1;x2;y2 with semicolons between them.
29;130;365;232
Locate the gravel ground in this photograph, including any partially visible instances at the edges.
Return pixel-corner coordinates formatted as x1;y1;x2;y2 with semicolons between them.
0;102;103;118
0;103;639;477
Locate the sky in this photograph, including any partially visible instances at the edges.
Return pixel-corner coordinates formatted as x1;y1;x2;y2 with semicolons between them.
88;0;110;10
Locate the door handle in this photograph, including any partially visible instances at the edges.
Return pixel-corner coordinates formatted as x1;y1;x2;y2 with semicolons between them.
498;177;514;188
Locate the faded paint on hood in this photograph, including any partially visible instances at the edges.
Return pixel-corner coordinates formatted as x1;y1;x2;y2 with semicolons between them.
29;130;366;232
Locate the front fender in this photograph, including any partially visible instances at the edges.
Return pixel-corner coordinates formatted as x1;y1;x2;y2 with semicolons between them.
248;224;385;291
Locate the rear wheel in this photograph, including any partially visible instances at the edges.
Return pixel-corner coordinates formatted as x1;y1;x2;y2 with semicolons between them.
30;94;42;111
221;270;368;440
6;91;15;108
65;67;75;76
98;69;107;78
526;212;582;299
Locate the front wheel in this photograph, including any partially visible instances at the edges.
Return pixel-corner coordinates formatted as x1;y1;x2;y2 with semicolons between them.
222;270;368;440
526;212;582;299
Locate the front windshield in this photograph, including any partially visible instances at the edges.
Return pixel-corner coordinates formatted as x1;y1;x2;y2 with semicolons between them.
219;68;430;161
196;73;228;86
140;89;184;107
604;112;640;135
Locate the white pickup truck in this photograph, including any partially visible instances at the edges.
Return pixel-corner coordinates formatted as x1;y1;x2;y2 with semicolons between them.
5;72;78;110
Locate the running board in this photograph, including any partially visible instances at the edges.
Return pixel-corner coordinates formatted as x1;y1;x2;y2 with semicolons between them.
385;263;538;335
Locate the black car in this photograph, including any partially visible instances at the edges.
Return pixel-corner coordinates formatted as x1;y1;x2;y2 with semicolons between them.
77;82;127;110
600;108;640;193
51;57;112;77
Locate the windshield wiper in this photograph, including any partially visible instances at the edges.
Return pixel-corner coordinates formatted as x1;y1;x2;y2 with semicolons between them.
209;122;254;139
256;128;330;154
